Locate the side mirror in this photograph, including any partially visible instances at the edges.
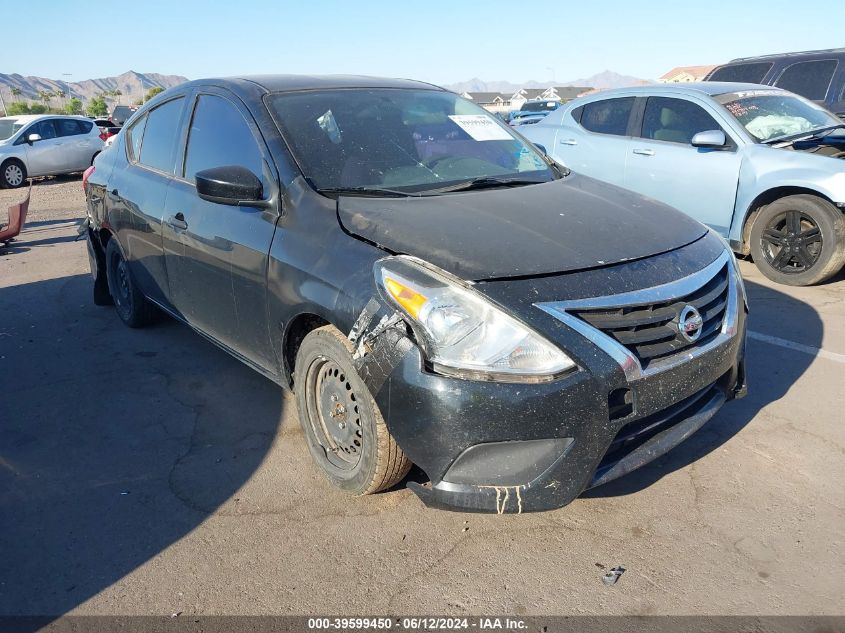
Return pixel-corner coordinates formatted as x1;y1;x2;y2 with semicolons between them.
691;129;727;148
27;133;42;144
533;143;548;155
195;165;266;207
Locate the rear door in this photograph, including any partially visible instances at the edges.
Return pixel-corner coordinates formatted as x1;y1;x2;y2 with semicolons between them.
162;89;279;370
623;95;741;235
54;118;94;170
105;96;188;306
550;96;636;188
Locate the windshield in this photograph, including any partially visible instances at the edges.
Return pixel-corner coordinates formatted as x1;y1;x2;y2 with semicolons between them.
715;90;841;142
520;101;558;112
0;118;25;141
267;89;554;193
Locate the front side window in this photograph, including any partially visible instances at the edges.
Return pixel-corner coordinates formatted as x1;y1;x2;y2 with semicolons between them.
126;113;148;162
715;89;841;142
579;98;635;136
37;120;58;140
183;95;263;183
138;98;185;174
709;62;773;84
775;60;838;101
267;88;553;193
640;97;722;144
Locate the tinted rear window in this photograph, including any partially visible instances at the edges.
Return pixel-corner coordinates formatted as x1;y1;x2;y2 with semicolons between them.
709;62;773;84
137;98;184;173
579;97;635;136
775;59;838;101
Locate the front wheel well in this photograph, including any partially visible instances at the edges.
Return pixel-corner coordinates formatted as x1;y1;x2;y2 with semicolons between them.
740;187;838;255
282;313;330;388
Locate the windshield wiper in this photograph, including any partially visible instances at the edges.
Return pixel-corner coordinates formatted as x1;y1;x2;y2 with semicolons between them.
317;186;419;198
421;177;546;195
765;123;845;145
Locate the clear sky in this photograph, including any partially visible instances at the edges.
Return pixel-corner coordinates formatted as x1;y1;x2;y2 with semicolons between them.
4;0;844;85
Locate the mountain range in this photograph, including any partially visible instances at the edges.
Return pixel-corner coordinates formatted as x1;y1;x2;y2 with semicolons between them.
443;70;653;94
0;70;189;105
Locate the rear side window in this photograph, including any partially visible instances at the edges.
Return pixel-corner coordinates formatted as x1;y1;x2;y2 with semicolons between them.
138;98;185;173
709;62;773;84
640;97;722;144
579;97;635;136
78;120;93;133
56;119;82;137
183;94;263;183
126;113;148;162
775;60;838;101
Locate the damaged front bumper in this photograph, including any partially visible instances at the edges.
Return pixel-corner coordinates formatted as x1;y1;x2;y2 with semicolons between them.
365;249;747;514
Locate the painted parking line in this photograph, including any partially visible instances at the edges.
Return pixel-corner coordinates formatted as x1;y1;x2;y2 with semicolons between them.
748;330;845;364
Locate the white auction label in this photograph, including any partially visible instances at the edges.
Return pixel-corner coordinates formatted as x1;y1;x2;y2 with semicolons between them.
448;115;512;141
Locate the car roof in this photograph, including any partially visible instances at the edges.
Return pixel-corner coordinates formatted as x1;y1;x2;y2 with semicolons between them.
581;82;781;98
0;114;93;122
183;74;444;93
727;47;845;63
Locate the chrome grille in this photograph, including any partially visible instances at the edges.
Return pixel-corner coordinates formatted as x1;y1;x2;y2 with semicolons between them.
571;264;729;368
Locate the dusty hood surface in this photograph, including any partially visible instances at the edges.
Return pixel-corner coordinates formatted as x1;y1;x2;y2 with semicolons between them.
338;174;708;280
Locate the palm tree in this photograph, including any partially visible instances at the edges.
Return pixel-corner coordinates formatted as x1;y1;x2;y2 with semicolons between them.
112;89;122;105
10;87;21;102
55;89;66;108
38;90;52;108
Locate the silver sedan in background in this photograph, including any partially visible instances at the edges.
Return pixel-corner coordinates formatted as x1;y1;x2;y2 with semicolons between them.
0;114;104;188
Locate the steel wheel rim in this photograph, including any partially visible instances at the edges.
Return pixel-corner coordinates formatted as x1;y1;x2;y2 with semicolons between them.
305;356;362;470
760;210;822;274
5;164;23;187
109;252;132;316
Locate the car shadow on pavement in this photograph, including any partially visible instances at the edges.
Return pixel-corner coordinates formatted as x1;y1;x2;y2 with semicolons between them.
0;273;287;618
583;278;819;499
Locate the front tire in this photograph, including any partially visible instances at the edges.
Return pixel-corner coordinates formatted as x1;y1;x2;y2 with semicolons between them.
105;238;155;327
1;159;27;189
749;195;845;286
295;325;412;495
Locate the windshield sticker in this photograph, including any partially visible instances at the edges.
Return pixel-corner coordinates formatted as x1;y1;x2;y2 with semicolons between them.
448;115;512;141
317;109;342;144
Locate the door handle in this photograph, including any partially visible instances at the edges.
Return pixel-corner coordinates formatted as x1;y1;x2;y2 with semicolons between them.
167;212;188;231
559;138;578;145
632;148;655;156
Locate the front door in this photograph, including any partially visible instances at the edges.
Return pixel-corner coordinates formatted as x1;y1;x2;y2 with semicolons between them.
624;96;742;235
162;91;279;371
21;120;67;175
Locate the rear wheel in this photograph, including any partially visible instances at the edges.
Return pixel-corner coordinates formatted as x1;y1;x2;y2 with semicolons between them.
295;325;411;495
1;159;26;189
105;239;155;327
750;195;845;286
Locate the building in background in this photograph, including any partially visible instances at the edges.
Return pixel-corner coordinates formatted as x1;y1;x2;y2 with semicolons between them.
659;65;717;83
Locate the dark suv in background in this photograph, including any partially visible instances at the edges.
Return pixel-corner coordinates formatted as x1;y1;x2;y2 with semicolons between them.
706;48;845;119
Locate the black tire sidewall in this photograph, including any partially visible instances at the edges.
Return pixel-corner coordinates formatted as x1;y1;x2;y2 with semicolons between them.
1;160;26;189
295;328;381;494
750;195;845;286
105;239;147;326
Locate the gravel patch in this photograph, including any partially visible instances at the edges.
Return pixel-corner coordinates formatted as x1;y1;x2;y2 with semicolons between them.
0;175;87;225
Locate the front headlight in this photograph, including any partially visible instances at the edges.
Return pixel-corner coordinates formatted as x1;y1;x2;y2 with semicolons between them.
374;256;576;382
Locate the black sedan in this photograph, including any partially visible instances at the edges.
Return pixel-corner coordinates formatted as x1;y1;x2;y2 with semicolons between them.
83;75;747;513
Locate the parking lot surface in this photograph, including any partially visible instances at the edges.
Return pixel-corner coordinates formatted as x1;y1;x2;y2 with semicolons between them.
1;178;844;616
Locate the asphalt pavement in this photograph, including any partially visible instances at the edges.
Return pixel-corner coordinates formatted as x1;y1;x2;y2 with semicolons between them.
1;178;843;617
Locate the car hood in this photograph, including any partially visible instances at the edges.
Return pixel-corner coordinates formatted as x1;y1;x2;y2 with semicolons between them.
337;174;709;280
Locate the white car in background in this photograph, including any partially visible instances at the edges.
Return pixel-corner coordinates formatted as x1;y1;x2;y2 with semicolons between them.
0;114;104;188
